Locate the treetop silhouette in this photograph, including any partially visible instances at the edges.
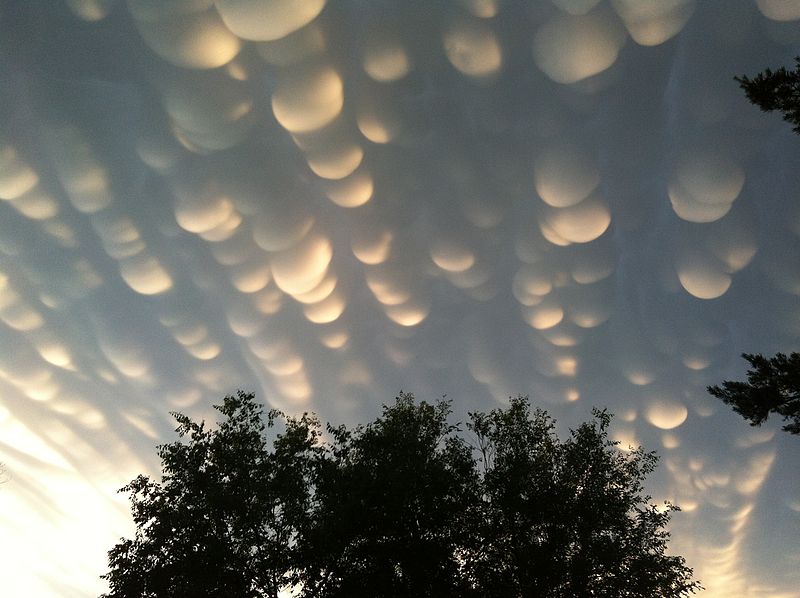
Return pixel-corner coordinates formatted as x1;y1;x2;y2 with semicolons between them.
101;391;700;597
708;352;800;435
736;57;800;133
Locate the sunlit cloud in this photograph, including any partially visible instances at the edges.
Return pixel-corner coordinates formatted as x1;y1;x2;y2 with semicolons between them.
755;0;800;21
443;16;503;80
1;1;799;596
532;6;626;84
272;64;344;134
611;0;695;46
216;0;327;42
131;3;241;70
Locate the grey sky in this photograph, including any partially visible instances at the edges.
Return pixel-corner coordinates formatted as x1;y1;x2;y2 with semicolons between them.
0;1;799;595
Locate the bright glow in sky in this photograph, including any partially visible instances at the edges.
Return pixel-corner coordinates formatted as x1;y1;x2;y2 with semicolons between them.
0;1;799;596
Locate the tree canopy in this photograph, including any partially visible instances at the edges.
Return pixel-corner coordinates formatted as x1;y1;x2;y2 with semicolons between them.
736;57;800;133
101;391;700;598
708;352;800;435
101;391;322;598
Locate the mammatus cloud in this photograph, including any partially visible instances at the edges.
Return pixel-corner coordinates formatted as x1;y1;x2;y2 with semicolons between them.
0;0;798;596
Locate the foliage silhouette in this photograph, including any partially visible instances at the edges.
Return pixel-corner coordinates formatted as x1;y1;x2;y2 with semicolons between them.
708;352;800;435
299;393;478;598
102;391;700;597
101;391;322;598
463;399;698;597
736;57;800;133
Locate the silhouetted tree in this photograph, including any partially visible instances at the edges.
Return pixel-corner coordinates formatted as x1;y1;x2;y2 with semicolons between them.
736;57;800;133
298;393;479;598
708;352;800;435
463;397;699;597
102;392;700;597
101;391;322;598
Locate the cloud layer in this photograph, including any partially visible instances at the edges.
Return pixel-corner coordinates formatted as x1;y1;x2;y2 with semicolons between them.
0;1;799;595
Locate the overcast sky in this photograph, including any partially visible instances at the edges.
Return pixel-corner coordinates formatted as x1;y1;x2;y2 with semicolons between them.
0;1;799;596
